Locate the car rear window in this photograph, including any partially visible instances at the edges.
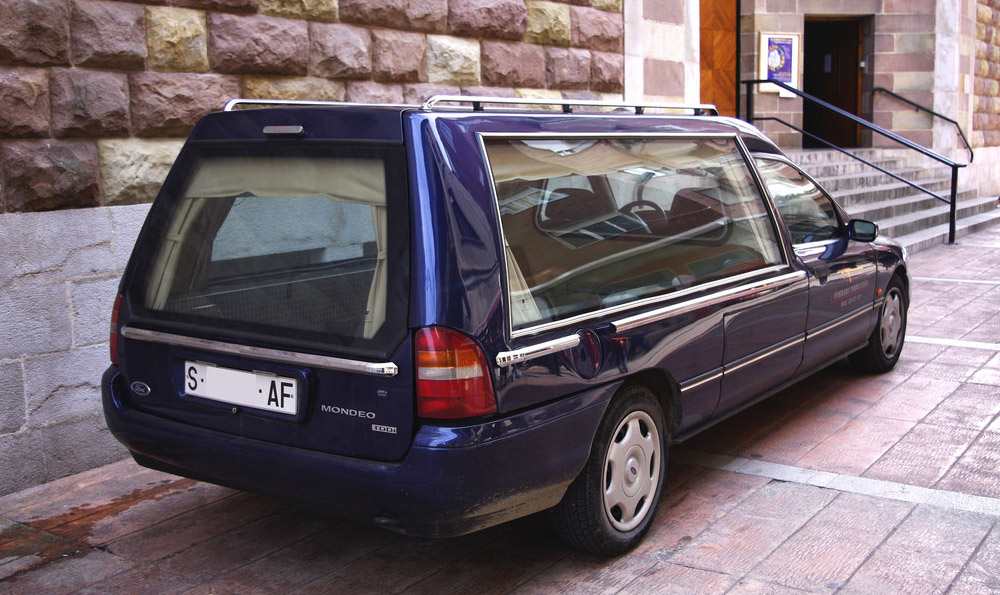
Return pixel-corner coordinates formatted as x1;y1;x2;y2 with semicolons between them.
135;143;408;356
483;136;784;332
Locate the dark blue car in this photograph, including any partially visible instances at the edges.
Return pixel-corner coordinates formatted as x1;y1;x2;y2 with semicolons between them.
103;96;908;555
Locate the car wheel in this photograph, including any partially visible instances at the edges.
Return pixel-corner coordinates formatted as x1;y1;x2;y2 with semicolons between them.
849;274;908;373
551;384;667;556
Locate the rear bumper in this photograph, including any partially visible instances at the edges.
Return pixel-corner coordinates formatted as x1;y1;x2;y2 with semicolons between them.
102;366;613;537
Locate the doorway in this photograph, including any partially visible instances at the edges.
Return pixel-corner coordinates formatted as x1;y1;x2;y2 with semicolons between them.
803;18;871;148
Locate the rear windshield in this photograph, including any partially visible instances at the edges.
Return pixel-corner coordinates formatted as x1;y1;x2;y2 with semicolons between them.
134;143;408;356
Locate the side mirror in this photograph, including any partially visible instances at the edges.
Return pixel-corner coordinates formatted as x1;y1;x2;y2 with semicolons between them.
848;219;879;242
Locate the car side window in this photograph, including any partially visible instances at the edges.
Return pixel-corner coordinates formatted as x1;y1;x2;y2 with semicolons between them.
755;157;843;245
485;137;785;330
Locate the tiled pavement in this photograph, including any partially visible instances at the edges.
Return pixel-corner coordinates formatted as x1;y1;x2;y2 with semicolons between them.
2;226;999;594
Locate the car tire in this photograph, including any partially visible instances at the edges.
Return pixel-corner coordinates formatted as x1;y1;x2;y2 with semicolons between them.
551;384;667;556
849;274;908;373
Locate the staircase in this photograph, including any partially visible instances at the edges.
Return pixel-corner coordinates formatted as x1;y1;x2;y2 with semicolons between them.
786;149;1000;253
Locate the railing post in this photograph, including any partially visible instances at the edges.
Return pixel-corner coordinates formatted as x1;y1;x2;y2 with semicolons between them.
948;165;959;244
744;81;753;123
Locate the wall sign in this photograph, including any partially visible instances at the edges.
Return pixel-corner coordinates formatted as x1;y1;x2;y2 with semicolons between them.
759;33;799;98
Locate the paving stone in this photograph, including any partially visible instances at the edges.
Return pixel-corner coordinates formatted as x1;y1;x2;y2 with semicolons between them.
937;430;1000;498
104;492;287;563
923;382;1000;431
949;524;1000;594
511;552;658;594
0;548;132;593
842;505;993;594
202;524;398;593
748;493;912;591
668;482;837;575
75;566;197;595
796;413;915;476
351;521;563;595
736;404;858;466
867;375;962;422
865;422;980;488
618;562;735;593
635;467;769;557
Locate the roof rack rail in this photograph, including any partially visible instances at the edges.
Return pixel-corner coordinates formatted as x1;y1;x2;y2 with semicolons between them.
420;95;719;116
223;98;415;111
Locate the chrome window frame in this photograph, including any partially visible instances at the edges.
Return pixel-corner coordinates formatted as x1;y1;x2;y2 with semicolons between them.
478;131;795;341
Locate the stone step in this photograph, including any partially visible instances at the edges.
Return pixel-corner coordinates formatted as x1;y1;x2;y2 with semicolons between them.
810;167;948;193
826;178;960;207
893;207;1000;253
860;196;999;241
845;189;983;223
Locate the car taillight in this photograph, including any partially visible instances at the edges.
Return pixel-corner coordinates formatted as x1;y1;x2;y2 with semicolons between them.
110;293;123;365
415;326;496;419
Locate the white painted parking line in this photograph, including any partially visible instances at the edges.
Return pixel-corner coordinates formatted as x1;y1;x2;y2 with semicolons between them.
912;276;1000;286
907;335;1000;352
675;450;1000;517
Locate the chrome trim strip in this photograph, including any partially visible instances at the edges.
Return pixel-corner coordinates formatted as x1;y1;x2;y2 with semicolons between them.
807;306;873;340
679;369;724;393
611;270;806;333
121;326;399;377
725;335;805;375
511;265;790;339
496;334;581;367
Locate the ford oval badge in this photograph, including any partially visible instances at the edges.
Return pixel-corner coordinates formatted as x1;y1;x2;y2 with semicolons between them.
130;381;152;396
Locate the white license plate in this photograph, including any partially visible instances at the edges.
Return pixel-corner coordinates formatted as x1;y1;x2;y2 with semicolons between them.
184;361;297;416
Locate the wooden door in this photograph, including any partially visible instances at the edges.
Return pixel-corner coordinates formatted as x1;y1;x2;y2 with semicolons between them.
803;19;862;148
700;0;738;117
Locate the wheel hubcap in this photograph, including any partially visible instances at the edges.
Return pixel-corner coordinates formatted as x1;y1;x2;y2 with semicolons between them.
602;410;661;532
880;288;904;358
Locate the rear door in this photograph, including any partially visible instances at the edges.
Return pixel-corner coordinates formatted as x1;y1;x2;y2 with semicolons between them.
117;134;414;461
754;156;876;371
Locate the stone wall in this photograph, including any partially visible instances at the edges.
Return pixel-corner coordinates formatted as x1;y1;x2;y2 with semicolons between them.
975;0;1000;147
0;204;148;495
0;0;625;214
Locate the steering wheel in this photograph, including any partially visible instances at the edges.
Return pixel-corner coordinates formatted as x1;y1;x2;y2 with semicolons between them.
621;199;667;223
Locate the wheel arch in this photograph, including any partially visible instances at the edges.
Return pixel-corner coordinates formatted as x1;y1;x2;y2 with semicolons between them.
619;368;681;439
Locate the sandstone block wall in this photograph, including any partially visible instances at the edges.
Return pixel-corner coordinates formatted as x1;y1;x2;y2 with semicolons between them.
975;0;1000;147
0;0;625;215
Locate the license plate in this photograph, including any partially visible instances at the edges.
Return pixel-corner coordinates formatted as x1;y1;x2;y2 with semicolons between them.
184;361;297;416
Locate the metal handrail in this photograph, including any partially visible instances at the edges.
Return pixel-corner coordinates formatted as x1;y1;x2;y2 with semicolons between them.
742;79;965;244
873;86;974;164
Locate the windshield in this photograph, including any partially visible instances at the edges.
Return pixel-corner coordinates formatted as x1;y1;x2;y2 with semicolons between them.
135;143;409;356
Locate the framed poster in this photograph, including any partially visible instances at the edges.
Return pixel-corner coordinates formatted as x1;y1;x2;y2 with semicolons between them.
759;33;799;97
